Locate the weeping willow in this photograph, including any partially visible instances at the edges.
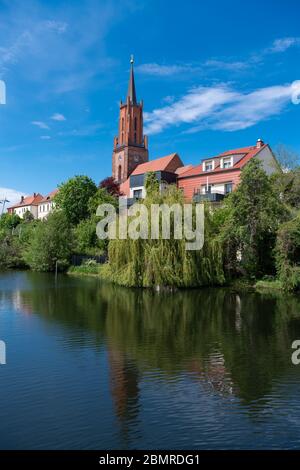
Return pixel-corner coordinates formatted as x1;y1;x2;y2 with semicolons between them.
101;178;225;288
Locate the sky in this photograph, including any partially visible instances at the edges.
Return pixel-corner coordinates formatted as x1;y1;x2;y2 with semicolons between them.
0;0;300;204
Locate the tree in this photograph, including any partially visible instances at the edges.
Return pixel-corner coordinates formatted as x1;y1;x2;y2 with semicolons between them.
55;175;97;225
276;216;300;291
24;211;72;272
102;183;225;288
145;171;159;195
23;210;34;222
74;215;106;255
0;213;21;230
275;144;300;170
88;188;118;216
220;158;285;279
99;176;121;197
272;145;300;209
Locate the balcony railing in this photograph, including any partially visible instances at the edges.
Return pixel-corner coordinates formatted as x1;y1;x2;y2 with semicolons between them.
193;192;225;203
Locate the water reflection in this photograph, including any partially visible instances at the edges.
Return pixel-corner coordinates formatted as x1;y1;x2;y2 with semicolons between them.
1;271;300;447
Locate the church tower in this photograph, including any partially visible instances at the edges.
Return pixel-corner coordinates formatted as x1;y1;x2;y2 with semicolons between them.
112;56;149;183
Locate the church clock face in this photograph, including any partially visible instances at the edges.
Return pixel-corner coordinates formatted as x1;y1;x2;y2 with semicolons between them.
134;155;139;162
118;154;122;161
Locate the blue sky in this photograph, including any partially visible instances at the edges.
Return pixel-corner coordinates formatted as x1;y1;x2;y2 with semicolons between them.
0;0;300;202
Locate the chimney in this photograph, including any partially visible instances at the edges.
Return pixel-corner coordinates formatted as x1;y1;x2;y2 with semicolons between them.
33;192;37;198
256;138;264;149
21;196;24;203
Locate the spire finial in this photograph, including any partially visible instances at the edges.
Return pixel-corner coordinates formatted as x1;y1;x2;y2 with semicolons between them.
127;55;137;104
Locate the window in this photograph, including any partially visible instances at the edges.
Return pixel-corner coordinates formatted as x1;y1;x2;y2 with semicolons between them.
133;189;142;199
121;117;124;131
225;182;233;194
134;117;137;130
222;157;233;169
134;132;137;144
118;165;122;181
204;160;213;171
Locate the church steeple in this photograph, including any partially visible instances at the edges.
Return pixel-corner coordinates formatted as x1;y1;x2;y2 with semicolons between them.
127;55;137;105
112;56;149;183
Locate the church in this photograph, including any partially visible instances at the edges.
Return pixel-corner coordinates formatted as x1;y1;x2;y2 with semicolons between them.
113;58;279;203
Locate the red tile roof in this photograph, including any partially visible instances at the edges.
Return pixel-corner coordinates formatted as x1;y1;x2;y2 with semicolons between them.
39;189;58;204
8;193;44;209
131;153;183;175
175;164;193;175
178;144;267;179
119;178;130;196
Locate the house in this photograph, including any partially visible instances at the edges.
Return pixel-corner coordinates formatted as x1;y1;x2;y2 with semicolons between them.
119;153;184;199
37;189;58;220
177;139;280;202
7;193;44;218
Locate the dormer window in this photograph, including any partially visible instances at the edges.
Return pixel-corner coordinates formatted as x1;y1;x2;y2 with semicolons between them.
204;160;214;172
221;156;233;169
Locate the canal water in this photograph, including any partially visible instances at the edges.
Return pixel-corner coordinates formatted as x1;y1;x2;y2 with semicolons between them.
1;270;300;449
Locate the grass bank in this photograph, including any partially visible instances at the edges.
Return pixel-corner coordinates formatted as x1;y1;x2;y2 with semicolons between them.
255;279;283;291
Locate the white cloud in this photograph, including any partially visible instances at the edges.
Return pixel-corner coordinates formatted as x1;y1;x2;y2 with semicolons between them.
31;121;50;129
144;83;294;135
144;86;238;134
137;37;300;79
204;59;249;71
0;187;26;209
136;63;196;76
268;37;300;53
40;135;51;140
212;85;293;131
51;113;66;121
43;20;68;34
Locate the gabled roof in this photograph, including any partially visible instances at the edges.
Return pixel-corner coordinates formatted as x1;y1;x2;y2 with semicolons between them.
39;189;58;204
8;193;44;209
178;144;267;179
131;153;183;176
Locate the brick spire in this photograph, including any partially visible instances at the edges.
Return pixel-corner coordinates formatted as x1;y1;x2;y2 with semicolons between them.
127;55;137;105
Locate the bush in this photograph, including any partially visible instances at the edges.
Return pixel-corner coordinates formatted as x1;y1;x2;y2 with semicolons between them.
276;216;300;291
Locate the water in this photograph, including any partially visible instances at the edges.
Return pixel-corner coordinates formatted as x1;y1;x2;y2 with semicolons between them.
0;270;300;449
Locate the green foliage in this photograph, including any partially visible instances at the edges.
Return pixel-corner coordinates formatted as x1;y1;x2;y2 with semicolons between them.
55;175;97;225
23;210;35;222
69;259;101;275
88;188;118;216
145;171;159;195
74;215;105;255
276;216;300;291
24;211;72;272
219;158;285;279
102;184;225;288
272;168;300;210
0;234;25;269
0;213;21;230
